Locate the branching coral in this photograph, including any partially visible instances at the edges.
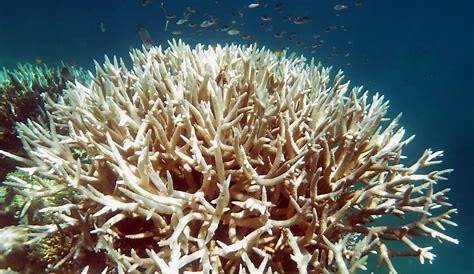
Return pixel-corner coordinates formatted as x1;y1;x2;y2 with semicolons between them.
0;63;87;181
0;40;458;273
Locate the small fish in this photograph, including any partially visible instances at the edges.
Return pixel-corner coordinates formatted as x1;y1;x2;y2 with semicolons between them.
35;58;43;65
141;0;152;6
176;18;188;25
160;1;176;19
137;25;153;49
200;19;217;28
186;6;196;13
227;29;240;36
260;15;272;21
275;2;284;11
99;22;106;33
334;4;349;11
273;31;285;38
242;34;251;40
326;25;338;31
60;67;73;81
172;31;182;35
355;0;364;7
220;25;232;32
248;3;260;9
188;22;198;28
292;16;312;25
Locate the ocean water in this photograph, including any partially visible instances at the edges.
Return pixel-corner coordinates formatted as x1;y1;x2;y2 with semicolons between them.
0;0;472;273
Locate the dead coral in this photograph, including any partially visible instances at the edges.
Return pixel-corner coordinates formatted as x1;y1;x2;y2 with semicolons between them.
0;40;458;273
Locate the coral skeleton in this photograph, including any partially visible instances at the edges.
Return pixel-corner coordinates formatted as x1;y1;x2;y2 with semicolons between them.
0;40;458;273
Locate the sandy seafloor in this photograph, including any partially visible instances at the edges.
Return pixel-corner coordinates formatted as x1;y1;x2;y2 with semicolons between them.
0;0;472;273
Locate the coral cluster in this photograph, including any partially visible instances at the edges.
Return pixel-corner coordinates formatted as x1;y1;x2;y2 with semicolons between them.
0;63;87;181
0;40;458;273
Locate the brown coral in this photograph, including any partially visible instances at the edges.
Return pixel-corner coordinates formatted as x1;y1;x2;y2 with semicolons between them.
0;40;458;273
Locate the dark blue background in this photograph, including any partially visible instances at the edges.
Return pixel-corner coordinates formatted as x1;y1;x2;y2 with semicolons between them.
0;1;472;273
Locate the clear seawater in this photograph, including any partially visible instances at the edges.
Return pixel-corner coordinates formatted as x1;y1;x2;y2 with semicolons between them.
0;0;472;273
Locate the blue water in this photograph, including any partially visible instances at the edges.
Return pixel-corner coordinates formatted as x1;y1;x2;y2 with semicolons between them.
1;0;472;273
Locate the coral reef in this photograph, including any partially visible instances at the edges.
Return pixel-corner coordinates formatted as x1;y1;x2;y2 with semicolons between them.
0;63;87;181
0;40;458;273
0;170;78;228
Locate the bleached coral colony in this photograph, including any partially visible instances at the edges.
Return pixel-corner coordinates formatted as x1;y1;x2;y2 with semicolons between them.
0;40;458;273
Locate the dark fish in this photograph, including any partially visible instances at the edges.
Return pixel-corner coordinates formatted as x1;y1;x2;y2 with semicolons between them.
325;25;338;32
137;25;153;49
296;41;305;47
60;67;74;82
355;0;364;7
275;2;284;11
141;0;152;6
273;31;286;38
260;15;272;21
220;25;232;31
292;16;312;25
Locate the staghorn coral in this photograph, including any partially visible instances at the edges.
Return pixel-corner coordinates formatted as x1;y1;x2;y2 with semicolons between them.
0;63;87;181
0;40;458;273
0;170;79;228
